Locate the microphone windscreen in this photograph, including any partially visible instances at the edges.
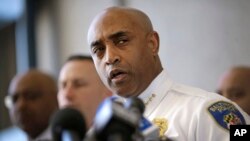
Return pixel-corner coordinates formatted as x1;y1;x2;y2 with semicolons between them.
50;108;86;141
125;97;145;115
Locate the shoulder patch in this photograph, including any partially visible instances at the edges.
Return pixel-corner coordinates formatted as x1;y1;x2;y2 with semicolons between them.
208;101;246;130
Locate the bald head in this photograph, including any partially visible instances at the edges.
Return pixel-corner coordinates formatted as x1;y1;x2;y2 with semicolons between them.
88;6;154;45
9;70;57;94
7;69;58;139
230;66;250;76
217;66;250;115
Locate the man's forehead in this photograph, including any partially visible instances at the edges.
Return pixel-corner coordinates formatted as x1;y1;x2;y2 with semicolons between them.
88;10;140;41
9;81;42;95
59;68;93;82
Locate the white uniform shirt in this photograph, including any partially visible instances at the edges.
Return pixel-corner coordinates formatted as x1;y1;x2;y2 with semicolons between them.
138;69;250;141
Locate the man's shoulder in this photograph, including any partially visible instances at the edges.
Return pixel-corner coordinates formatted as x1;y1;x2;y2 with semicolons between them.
170;82;225;101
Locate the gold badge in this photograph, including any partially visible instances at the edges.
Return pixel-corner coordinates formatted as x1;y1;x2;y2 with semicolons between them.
153;118;168;137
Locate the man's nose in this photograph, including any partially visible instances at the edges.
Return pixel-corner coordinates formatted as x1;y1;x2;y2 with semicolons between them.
104;45;120;65
63;86;75;100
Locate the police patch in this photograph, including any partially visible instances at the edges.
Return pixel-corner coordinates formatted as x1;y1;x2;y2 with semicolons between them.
208;101;246;130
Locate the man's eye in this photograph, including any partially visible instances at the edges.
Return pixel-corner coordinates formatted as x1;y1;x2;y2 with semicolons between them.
74;81;87;88
228;89;245;100
118;40;125;44
93;47;105;54
24;91;42;100
115;39;128;45
75;82;83;87
231;92;244;99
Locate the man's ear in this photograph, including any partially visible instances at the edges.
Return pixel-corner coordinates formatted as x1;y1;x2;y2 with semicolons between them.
149;31;160;56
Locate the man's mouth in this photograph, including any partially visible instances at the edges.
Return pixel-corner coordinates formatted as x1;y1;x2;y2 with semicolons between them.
109;69;127;83
110;70;123;79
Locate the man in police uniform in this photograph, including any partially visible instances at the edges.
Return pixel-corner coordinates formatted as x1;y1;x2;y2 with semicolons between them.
87;6;250;141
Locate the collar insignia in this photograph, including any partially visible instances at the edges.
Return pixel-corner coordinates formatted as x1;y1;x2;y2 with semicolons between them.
145;94;156;106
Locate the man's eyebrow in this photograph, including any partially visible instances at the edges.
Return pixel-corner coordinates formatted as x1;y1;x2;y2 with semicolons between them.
90;31;130;48
108;31;129;40
90;40;102;48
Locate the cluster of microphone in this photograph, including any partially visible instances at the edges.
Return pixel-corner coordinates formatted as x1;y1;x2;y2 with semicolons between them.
50;97;171;141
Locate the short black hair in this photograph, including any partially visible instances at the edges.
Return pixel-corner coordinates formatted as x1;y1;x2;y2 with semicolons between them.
66;54;93;62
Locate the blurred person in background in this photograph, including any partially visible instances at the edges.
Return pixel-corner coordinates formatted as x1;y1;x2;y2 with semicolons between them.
5;69;58;141
217;66;250;116
57;54;112;130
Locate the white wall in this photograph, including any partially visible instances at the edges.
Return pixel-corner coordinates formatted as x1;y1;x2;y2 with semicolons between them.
127;0;250;91
36;0;250;91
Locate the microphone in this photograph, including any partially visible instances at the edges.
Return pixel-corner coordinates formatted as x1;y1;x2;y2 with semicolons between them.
139;117;161;141
93;97;165;141
50;108;86;141
124;97;160;141
94;98;139;141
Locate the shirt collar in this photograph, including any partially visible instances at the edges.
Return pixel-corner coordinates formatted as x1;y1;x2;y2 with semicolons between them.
139;69;168;100
112;69;173;116
138;69;173;117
